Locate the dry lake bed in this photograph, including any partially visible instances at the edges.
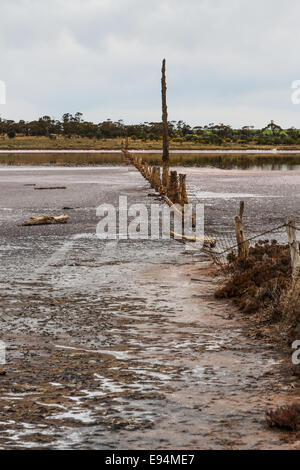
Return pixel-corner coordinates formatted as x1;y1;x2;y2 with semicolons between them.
0;165;299;449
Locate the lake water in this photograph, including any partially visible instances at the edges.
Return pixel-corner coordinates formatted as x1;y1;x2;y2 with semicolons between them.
3;149;300;170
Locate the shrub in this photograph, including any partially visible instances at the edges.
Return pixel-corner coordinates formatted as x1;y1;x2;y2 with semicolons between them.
215;241;291;316
266;404;300;431
7;130;16;139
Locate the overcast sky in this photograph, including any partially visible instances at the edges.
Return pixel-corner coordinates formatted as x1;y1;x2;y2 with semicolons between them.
1;0;300;127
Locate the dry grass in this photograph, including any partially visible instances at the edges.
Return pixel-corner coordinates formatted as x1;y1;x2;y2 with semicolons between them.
0;135;124;150
214;240;300;371
0;153;124;166
266;404;300;431
2;135;300;150
215;241;292;317
281;277;300;324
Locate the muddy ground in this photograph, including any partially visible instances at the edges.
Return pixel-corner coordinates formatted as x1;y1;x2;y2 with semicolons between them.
0;165;299;449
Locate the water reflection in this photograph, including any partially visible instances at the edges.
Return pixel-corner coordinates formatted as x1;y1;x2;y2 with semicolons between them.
144;154;300;170
2;152;300;170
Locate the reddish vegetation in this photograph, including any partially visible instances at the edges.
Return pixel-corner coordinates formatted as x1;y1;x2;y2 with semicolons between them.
266;404;300;431
215;240;291;318
215;241;300;435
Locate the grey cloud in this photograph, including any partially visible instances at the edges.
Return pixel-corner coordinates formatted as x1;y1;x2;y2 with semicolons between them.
0;0;300;126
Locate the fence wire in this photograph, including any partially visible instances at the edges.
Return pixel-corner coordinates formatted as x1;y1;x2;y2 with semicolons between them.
203;222;299;267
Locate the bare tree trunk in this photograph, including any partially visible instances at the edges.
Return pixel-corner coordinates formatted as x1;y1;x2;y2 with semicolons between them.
161;58;169;187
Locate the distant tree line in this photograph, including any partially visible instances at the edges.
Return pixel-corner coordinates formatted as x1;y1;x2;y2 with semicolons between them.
1;114;300;145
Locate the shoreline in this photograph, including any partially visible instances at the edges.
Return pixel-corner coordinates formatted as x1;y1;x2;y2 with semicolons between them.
2;148;300;154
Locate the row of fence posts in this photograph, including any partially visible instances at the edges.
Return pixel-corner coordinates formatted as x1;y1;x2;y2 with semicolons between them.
122;154;300;268
122;149;189;208
121;149;219;247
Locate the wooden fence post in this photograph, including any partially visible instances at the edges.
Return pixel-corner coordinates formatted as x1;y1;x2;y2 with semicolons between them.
235;214;249;259
162;165;170;189
179;174;188;206
149;167;154;188
167;170;181;204
286;218;300;274
154;167;161;191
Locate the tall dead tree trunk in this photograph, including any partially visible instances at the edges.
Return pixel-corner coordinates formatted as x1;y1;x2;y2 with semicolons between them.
161;58;169;188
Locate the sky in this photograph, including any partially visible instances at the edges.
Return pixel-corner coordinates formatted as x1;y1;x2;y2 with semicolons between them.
1;0;300;128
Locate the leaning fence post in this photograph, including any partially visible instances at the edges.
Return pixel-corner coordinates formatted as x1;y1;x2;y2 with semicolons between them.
286;218;300;275
235;214;249;259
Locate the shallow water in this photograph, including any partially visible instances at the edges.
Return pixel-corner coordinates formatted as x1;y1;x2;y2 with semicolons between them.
3;150;300;170
1;148;300;154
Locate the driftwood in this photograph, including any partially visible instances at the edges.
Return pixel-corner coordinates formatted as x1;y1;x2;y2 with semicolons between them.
34;186;66;190
163;195;185;214
163;195;195;228
170;231;216;246
23;214;69;226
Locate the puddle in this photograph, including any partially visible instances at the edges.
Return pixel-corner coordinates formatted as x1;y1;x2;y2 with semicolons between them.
55;344;132;360
49;410;95;424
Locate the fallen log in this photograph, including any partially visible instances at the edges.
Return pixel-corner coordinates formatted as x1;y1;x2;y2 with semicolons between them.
23;214;69;226
34;186;66;190
163;195;195;222
170;231;197;242
170;231;216;247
